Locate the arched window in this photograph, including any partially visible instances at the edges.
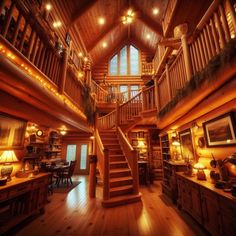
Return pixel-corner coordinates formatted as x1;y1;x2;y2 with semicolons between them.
109;45;139;76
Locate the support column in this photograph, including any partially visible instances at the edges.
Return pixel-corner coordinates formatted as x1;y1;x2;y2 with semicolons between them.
89;154;97;198
58;47;68;94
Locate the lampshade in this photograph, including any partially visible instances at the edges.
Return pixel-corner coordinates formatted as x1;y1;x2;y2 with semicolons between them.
194;163;206;180
0;150;18;163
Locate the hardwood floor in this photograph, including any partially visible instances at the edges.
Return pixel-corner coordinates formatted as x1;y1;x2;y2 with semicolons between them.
10;176;209;236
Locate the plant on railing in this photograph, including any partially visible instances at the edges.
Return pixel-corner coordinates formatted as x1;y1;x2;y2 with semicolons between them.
82;84;96;124
159;38;236;117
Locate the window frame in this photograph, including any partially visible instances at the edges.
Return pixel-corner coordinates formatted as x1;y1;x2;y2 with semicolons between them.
108;44;140;76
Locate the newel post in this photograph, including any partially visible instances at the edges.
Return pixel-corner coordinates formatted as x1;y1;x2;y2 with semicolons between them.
58;47;68;94
132;150;139;194
89;154;97;198
176;24;193;81
103;149;110;200
116;99;120;129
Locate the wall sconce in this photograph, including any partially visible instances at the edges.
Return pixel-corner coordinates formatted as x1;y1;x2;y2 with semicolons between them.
0;150;19;181
59;128;67;135
172;137;180;146
194;163;206;180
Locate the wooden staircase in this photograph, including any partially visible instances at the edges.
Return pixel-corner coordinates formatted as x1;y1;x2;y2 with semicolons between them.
99;130;141;207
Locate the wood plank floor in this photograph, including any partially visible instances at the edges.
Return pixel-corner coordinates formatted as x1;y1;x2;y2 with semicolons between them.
10;176;209;236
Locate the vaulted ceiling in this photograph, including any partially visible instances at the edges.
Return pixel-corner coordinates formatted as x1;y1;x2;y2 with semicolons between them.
53;0;213;65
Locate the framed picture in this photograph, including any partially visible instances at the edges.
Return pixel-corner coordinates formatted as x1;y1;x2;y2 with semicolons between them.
203;112;236;147
0;113;27;149
179;129;194;161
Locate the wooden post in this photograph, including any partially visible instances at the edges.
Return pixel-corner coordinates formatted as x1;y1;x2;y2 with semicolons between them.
89;154;97;198
154;77;160;111
132;150;139;194
58;48;68;94
116;99;120;129
103;149;109;200
165;64;172;101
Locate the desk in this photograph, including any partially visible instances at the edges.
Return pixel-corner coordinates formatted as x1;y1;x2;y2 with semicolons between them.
0;173;50;235
138;161;150;185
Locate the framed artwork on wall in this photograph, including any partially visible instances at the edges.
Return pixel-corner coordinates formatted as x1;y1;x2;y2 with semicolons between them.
179;129;194;162
203;112;236;147
0;113;27;149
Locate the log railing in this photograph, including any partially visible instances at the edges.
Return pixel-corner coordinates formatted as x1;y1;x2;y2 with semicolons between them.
141;62;153;75
153;44;166;71
91;80;109;103
117;127;139;194
94;129;109;200
154;0;236;112
142;85;156;111
97;110;116;130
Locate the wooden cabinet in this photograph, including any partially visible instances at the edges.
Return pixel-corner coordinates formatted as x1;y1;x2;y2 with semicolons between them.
177;173;236;236
162;160;186;203
160;134;170;161
0;173;50;235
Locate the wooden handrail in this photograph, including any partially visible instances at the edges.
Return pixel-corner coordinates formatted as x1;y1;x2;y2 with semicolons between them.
117;127;139;194
97;110;116;130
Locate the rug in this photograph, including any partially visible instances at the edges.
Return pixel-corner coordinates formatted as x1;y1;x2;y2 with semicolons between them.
53;181;81;193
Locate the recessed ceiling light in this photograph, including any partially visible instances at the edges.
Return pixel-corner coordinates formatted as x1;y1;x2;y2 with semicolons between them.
78;52;83;57
45;3;52;11
98;17;105;25
102;42;107;48
146;34;151;39
84;57;88;62
152;8;159;15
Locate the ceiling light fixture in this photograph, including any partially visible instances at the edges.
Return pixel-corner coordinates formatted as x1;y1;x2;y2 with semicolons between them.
84;57;88;62
102;42;107;48
78;52;83;57
122;9;134;25
146;34;151;39
45;3;52;11
53;21;62;28
152;8;159;15
98;17;105;25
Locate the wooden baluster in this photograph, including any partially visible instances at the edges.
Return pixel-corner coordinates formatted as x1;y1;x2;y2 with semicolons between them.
210;18;220;54
49;53;56;81
53;56;60;85
195;39;203;71
206;24;216;57
103;149;109;200
214;11;226;49
192;42;200;72
165;64;172;101
116;100;119;128
219;4;230;42
200;33;209;63
203;27;213;59
31;36;39;64
58;48;68;94
19;22;29;52
45;50;53;76
226;0;236;34
181;53;186;84
197;38;206;69
35;41;43;67
26;30;36;59
42;47;50;74
189;45;196;74
12;13;22;46
2;1;15;37
38;45;47;70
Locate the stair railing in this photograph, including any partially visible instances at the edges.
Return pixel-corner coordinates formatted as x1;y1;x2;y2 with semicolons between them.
142;85;156;111
91;80;109;103
94;129;110;200
97;110;116;130
117;127;139;194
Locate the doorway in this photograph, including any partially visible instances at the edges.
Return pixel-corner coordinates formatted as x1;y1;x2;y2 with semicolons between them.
64;142;90;175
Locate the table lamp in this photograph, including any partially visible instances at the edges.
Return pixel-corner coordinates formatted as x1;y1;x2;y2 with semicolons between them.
194;163;206;180
0;150;19;181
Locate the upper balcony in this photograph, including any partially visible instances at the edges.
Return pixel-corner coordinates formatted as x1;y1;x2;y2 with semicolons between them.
0;0;90;132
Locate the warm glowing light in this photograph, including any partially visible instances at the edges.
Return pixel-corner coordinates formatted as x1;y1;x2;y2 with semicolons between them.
152;8;159;15
194;163;205;170
138;141;145;147
53;21;62;28
90;136;95;140
122;9;134;24
60;130;67;135
45;3;52;11
84;57;88;62
78;52;83;57
78;72;83;78
98;17;105;25
227;139;232;143
146;34;151;39
102;42;107;48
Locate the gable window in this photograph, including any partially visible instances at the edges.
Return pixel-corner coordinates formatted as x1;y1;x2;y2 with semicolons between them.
109;45;139;76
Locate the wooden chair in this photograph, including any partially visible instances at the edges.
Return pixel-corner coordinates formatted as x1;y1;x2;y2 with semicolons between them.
55;161;77;187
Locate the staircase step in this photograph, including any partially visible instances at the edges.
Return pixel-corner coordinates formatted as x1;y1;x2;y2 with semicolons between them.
104;144;121;149
109;154;126;161
110;176;133;187
109;149;123;155
102;193;142;208
102;139;119;145
109;185;133;197
110;161;128;169
110;168;131;178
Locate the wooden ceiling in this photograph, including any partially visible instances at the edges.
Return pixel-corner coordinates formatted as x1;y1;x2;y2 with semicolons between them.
52;0;213;65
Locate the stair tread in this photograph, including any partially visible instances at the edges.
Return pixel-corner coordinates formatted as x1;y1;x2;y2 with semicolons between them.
110;176;133;182
110;168;131;173
102;193;142;207
109;154;124;157
110;185;133;192
110;161;127;164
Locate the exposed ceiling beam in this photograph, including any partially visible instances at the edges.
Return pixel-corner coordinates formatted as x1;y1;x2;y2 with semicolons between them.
132;3;163;36
70;0;99;27
88;21;121;52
